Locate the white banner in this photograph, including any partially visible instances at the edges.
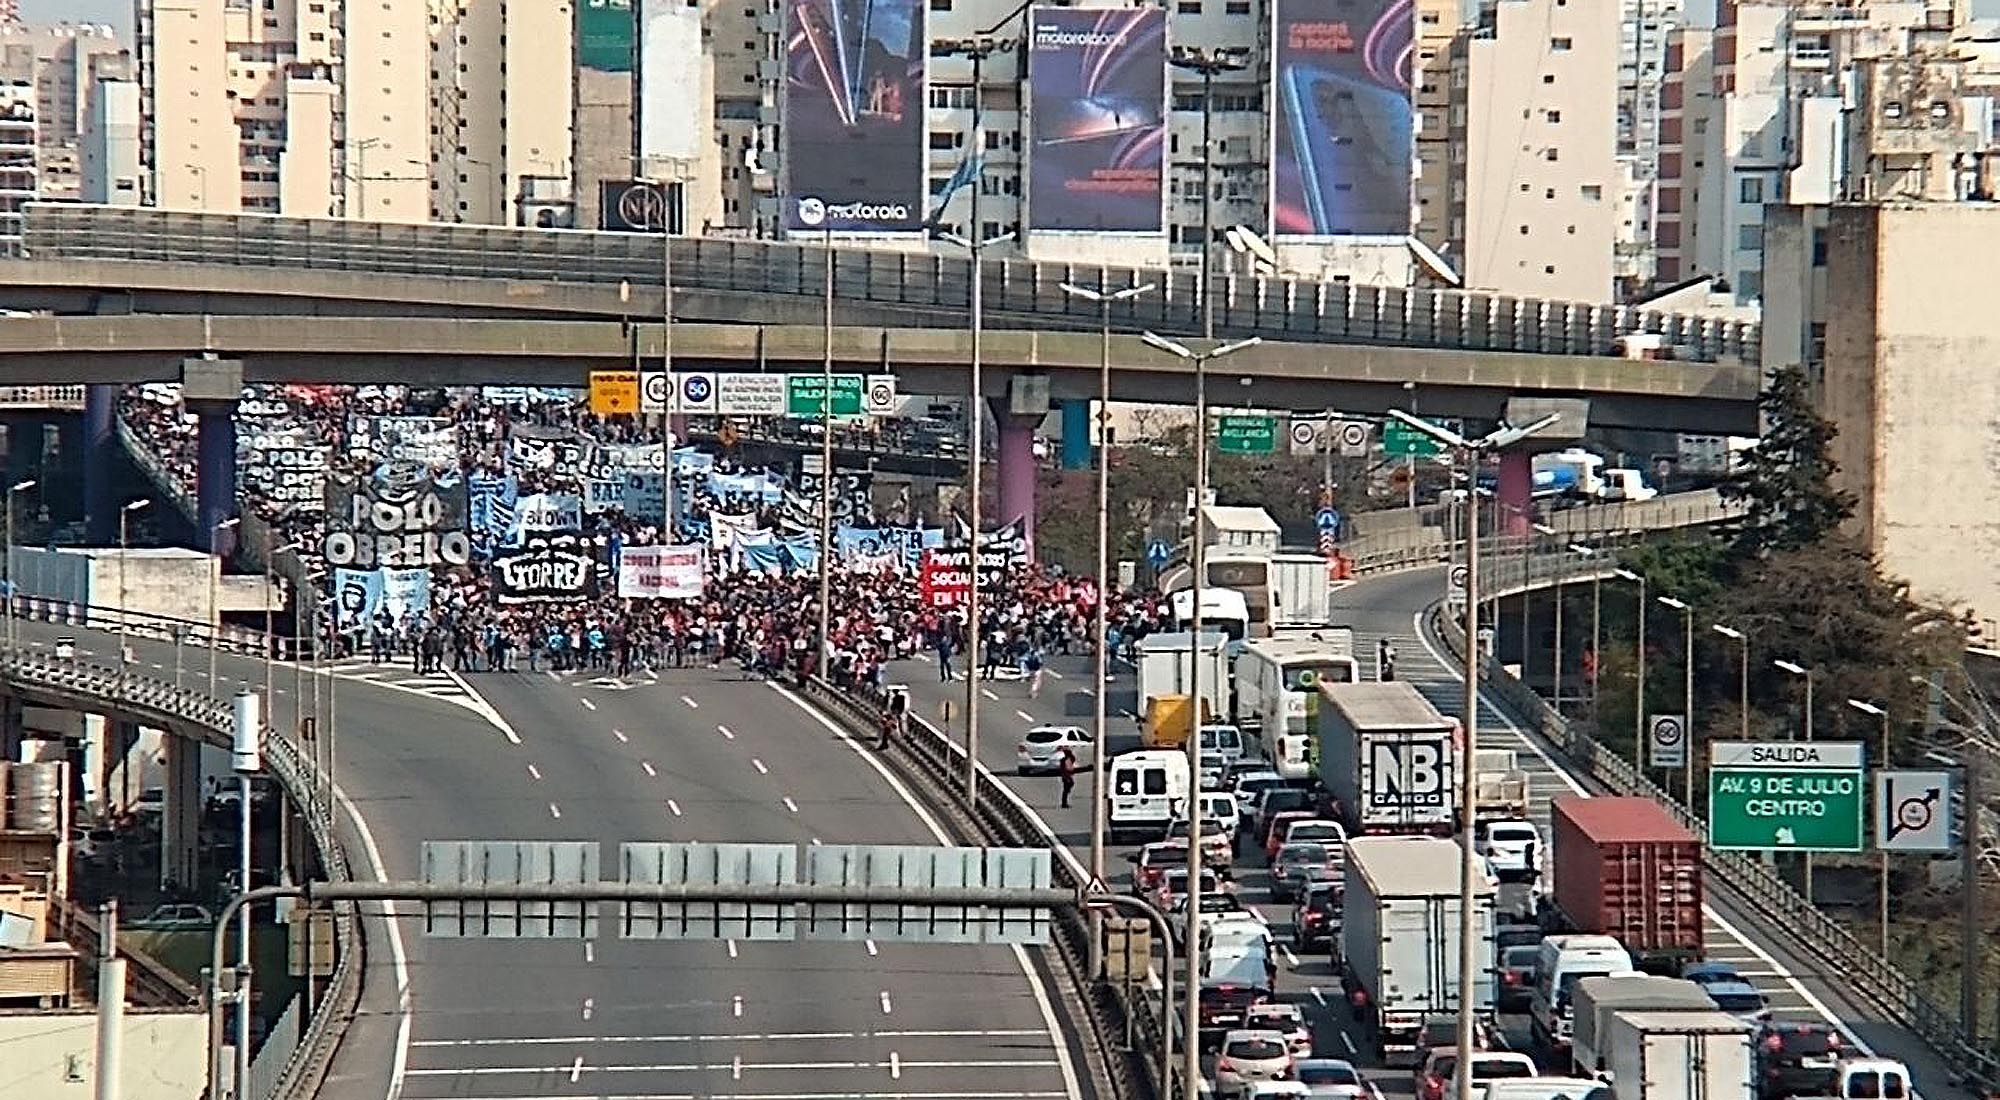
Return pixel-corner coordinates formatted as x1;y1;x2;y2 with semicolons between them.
618;544;706;599
718;374;787;416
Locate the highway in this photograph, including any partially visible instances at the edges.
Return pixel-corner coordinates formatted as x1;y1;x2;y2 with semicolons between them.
888;564;1976;1100
8;616;1085;1100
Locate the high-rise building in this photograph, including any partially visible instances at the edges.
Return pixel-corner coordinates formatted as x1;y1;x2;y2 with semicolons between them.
427;1;577;226
0;22;123;203
81;73;139;206
0;77;34;239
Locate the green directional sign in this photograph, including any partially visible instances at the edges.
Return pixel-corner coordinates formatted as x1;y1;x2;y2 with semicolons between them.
787;374;865;417
1216;415;1277;455
1707;741;1865;853
1382;418;1447;458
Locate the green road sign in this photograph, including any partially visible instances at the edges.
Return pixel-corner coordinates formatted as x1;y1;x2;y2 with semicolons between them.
1707;741;1865;853
1382;418;1447;458
787;374;865;417
1216;415;1277;455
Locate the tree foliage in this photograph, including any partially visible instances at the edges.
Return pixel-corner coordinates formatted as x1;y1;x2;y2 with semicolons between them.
1718;364;1856;558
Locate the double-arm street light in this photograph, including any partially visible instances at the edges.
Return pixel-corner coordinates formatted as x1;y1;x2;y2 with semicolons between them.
1774;658;1817;898
1712;624;1749;740
1384;409;1559;1100
1846;697;1894;958
1612;567;1647;767
5;477;33;646
1060;279;1155;983
1658;595;1694;801
209;517;241;695
1141;330;1261;1100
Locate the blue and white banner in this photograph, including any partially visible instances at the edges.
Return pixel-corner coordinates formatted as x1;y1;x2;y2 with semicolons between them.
511;492;583;542
379;568;433;625
331;568;381;633
466;472;519;553
583;478;625;514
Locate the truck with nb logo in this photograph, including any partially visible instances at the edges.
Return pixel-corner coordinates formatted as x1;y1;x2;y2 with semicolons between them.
1315;681;1460;837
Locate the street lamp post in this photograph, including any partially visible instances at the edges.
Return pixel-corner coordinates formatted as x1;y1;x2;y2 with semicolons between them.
1141;331;1262;1100
209;517;241;696
1570;543;1603;727
1061;278;1156;983
1847;698;1892;959
5;477;34;646
116;500;151;669
1774;659;1816;899
1613;568;1646;768
1168;46;1249;340
1385;409;1562;1100
1712;625;1749;740
1658;596;1694;803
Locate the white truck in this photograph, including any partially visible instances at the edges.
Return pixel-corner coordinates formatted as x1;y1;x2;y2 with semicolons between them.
1474;748;1531;820
1267;552;1335;628
1316;682;1460;837
1341;835;1496;1066
1570;974;1720;1078
1136;630;1233;727
1603;1010;1754;1100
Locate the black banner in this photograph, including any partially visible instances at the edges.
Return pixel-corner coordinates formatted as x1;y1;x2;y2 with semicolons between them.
492;530;597;603
242;443;329;510
322;466;471;568
508;429;615;482
600;179;686;233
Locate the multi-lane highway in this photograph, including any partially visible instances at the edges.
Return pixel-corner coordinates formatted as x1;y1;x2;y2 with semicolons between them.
11;617;1085;1100
889;564;1975;1100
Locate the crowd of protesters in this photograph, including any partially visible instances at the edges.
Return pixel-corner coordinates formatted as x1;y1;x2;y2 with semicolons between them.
117;382;1183;686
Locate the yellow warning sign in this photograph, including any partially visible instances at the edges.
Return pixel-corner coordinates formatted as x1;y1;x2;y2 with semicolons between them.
589;370;641;416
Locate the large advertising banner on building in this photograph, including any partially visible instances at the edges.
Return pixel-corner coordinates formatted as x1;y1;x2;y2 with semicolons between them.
578;0;635;72
781;0;926;233
1026;7;1166;233
639;0;704;162
1269;0;1415;239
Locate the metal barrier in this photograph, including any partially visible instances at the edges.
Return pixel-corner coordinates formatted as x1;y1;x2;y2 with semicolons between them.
0;643;359;1100
800;673;1171;1100
45;894;200;1007
1427;584;2000;1091
23;204;1762;364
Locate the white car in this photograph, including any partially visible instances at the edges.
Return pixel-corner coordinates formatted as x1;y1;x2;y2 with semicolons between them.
1476;819;1542;879
1245;1084;1312;1100
1245;1001;1313;1056
1015;725;1091;775
1215;1029;1296;1099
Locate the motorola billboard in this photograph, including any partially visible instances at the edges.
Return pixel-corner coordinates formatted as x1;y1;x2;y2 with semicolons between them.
1269;0;1415;239
1025;7;1166;233
781;0;927;233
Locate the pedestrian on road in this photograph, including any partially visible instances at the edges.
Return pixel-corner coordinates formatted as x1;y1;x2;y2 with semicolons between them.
1026;649;1044;699
1057;746;1078;809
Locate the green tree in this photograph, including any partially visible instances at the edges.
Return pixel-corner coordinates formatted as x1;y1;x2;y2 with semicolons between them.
1719;364;1856;558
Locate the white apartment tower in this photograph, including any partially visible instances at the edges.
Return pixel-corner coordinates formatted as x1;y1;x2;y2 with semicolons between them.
0;22;125;202
0;78;34;240
429;1;577;226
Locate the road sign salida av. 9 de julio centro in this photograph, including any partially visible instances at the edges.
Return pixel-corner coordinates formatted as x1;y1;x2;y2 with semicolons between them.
1708;741;1864;853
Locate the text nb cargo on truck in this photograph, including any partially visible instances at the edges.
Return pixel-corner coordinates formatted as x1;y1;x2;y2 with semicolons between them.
1315;681;1460;838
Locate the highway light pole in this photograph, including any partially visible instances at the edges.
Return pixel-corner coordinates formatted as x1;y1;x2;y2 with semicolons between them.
1570;543;1603;727
1659;595;1694;803
1712;625;1749;740
1142;330;1261;1100
1847;698;1892;959
1168;46;1248;339
209;517;241;695
1385;409;1559;1100
5;477;33;646
116;500;150;671
1061;278;1155;983
1774;659;1816;899
1613;567;1646;768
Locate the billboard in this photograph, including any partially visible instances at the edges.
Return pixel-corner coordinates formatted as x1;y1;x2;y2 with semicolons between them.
1269;0;1415;239
1025;8;1166;233
578;0;634;72
781;0;926;233
639;0;704;162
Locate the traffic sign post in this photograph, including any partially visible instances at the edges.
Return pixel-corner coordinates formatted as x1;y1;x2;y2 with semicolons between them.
786;375;865;418
589;371;641;417
1875;769;1954;852
1647;714;1687;770
1315;509;1341;536
1146;539;1171;568
1382;418;1445;458
639;372;669;416
1446;563;1467;616
1216;415;1277;455
1707;741;1865;852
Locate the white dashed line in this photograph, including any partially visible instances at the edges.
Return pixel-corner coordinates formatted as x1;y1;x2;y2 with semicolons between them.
732;1055;744;1081
1016;710;1035;723
612;728;629;743
981;688;999;701
880;991;894;1014
1310;987;1326;1006
783;796;800;813
641;761;657;777
581;998;595;1022
866;939;879;957
1281;945;1299;967
548;803;562;820
667;799;683;817
733;994;745;1018
1341;1031;1358;1055
568;1055;583;1083
584;942;595;964
718;724;735;740
752;758;769;775
681;695;700;709
580;697;597;711
891;1051;902;1080
810;837;823;846
727;939;739;959
526;764;542;781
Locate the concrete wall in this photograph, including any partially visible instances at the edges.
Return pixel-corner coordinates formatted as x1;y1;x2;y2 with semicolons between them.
0;1009;204;1099
1820;203;2000;630
7;546;279;624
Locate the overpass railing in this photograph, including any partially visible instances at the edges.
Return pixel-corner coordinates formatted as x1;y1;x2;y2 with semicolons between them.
800;673;1169;1100
0;644;359;1100
23;204;1761;364
1428;552;2000;1092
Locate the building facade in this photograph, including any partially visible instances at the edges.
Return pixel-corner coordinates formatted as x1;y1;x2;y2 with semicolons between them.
0;22;124;203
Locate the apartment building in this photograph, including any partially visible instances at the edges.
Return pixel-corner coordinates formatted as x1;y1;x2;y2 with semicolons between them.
0;78;33;239
0;22;124;202
80;71;139;206
428;1;577;226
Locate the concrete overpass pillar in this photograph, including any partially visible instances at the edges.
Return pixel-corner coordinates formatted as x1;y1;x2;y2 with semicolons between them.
83;384;116;545
1059;400;1092;470
1497;449;1534;537
992;399;1039;559
159;732;202;894
184;359;246;554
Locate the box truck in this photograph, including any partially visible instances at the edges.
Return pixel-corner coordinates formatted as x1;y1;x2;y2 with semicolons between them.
1548;797;1704;974
1571;974;1720;1078
1137;630;1233;727
1317;682;1460;836
1603;1010;1754;1100
1340;836;1496;1065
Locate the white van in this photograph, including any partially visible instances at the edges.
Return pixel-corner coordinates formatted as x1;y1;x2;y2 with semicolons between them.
1480;1078;1608;1100
1199;724;1248;770
1530;935;1635;1055
1108;750;1192;842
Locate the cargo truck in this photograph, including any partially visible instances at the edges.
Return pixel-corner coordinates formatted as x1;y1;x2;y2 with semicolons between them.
1571;974;1720;1078
1340;836;1496;1065
1546;797;1703;974
1137;630;1233;729
1316;682;1460;837
1603;1010;1754;1100
1142;694;1213;749
1268;552;1336;628
1474;748;1531;820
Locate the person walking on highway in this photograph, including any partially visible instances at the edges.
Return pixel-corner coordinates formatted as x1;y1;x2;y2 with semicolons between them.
1025;648;1044;699
1057;746;1078;809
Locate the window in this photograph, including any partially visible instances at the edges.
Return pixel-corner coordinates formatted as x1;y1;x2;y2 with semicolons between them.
1178;0;1201;11
1739;176;1764;204
1581;183;1602;200
1544;264;1557;274
1737;223;1762;252
1550;37;1572;50
1227;0;1250;11
1546;109;1561;123
1542;73;1555;84
1544;147;1559;161
1737;270;1762;298
1142;769;1168;796
929;0;952;9
1811;230;1827;267
1519;224;1530;235
1114;770;1138;796
928;130;957;150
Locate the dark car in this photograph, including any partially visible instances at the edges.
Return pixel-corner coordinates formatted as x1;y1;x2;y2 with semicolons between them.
1292;880;1341;953
1198;979;1271;1043
1253;788;1318;845
1496;943;1539;1013
1755;1022;1848;1100
1494;922;1543;952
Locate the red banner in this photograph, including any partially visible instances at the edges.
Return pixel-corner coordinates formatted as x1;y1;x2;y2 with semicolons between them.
919;548;972;608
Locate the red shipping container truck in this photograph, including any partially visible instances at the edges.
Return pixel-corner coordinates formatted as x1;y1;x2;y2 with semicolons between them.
1549;796;1704;974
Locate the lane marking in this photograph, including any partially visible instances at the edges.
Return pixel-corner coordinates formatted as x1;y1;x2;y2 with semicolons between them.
682;694;700;709
330;781;411;1100
866;939;879;957
641;761;658;777
752;758;769;775
613;728;629;744
770;681;1084;1100
548;802;562;820
1340;1031;1358;1055
580;697;597;712
667;799;683;817
733;994;745;1017
810;837;823;846
727;939;739;959
718;724;736;740
526;764;542;781
444;668;525;744
733;1055;744;1081
1016;710;1036;723
783;796;800;813
880;990;894;1014
981;688;999;701
891;1051;902;1080
1281;945;1299;967
1310;987;1326;1006
582;997;595;1021
568;1055;583;1084
409;1028;1057;1047
584;941;595;964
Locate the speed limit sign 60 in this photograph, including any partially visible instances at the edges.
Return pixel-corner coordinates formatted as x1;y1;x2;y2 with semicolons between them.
640;371;669;415
1648;714;1687;769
